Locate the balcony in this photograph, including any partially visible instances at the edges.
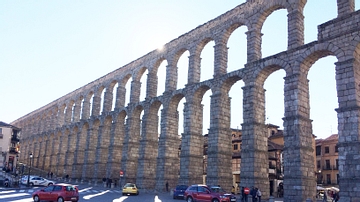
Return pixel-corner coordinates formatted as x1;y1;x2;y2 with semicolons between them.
11;136;20;142
322;165;339;170
9;147;19;154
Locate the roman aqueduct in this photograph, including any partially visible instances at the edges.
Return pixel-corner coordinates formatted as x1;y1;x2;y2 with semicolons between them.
11;0;360;201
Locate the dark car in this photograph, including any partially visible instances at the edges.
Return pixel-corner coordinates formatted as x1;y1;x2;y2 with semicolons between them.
32;184;79;202
172;184;188;199
184;184;236;202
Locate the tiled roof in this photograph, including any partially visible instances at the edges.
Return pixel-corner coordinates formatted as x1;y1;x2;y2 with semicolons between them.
268;141;283;151
0;121;13;127
0;121;20;130
325;134;338;141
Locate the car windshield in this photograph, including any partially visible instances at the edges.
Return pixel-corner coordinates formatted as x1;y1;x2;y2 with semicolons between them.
124;183;135;188
210;186;226;193
176;185;188;190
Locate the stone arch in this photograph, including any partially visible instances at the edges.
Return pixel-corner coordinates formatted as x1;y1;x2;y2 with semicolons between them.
85;118;100;180
250;2;290;31
149;57;168;97
222;74;244;94
95;115;113;179
120;73;132;107
133;66;149;101
136;99;163;189
84;91;94;118
73;122;89;179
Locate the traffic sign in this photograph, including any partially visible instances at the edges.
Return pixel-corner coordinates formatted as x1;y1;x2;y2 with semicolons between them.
120;170;124;177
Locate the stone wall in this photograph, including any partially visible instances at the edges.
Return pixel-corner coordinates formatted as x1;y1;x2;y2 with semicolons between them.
11;0;360;201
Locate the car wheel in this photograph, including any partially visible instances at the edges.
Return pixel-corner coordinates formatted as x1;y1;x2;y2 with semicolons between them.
212;199;220;202
33;195;40;202
48;183;53;186
30;182;34;187
57;197;64;202
187;196;193;202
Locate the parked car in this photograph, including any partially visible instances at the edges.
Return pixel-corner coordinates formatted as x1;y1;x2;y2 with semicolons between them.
122;183;139;195
32;184;79;202
184;184;236;202
20;175;39;185
21;176;54;186
173;184;188;199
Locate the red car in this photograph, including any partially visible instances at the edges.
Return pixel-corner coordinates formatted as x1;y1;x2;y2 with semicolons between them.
184;184;236;202
32;184;79;202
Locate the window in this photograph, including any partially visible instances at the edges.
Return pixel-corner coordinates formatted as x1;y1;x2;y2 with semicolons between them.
326;174;331;184
317;160;321;169
325;146;329;154
336;159;339;169
316;146;321;156
233;144;238;150
325;160;330;169
335;145;338;153
0;128;2;134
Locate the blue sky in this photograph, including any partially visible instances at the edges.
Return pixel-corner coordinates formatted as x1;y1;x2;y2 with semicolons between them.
1;1;358;139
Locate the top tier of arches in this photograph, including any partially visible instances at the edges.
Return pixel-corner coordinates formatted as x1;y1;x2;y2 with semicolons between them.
11;0;357;136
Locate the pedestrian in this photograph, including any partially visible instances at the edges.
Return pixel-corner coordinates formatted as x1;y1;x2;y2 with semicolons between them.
241;187;245;202
114;179;117;188
243;186;250;202
166;181;169;192
250;186;257;202
256;187;262;202
50;172;53;179
322;190;327;202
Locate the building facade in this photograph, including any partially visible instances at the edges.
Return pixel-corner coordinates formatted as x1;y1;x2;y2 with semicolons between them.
10;1;360;201
316;135;339;186
0;121;21;172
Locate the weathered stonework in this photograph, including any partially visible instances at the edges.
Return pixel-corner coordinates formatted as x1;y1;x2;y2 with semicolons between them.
11;0;360;201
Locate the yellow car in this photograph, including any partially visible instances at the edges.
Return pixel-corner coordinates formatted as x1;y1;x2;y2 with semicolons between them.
122;183;139;195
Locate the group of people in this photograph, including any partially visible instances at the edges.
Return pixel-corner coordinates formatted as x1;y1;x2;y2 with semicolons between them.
240;186;261;202
102;177;117;188
322;190;340;202
46;171;53;179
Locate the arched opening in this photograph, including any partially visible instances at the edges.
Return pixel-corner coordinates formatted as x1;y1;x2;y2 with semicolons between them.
200;41;215;82
177;51;190;89
140;69;148;101
157;61;167;96
227;26;247;72
308;56;338;139
112;82;118;111
100;88;106;114
261;9;287;58
264;70;286;128
125;77;132;106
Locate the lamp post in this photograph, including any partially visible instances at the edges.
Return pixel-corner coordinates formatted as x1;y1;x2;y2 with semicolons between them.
27;152;33;187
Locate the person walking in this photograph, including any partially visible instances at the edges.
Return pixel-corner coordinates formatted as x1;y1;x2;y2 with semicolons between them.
256;187;262;202
166;181;169;192
322;191;328;202
250;186;257;202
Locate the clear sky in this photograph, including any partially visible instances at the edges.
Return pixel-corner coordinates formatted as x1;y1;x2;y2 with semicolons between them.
1;0;359;139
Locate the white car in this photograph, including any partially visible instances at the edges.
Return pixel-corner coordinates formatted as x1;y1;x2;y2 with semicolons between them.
21;176;54;186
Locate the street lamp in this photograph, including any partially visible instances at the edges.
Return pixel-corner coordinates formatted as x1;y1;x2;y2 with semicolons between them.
27;152;33;187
